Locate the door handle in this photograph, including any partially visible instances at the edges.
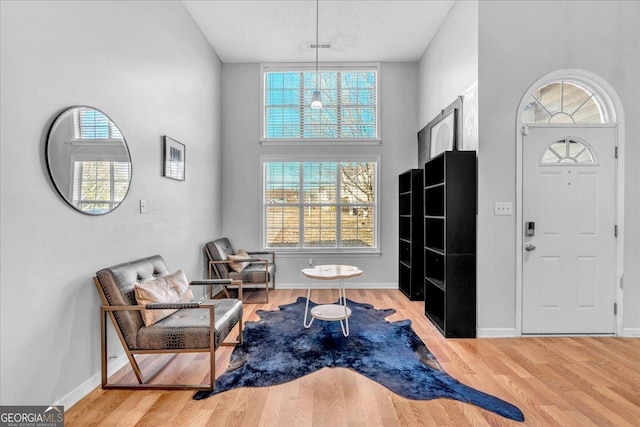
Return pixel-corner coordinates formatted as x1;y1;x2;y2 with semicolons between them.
525;243;536;252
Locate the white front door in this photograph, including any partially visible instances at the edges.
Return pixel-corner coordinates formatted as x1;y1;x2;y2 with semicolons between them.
522;126;616;334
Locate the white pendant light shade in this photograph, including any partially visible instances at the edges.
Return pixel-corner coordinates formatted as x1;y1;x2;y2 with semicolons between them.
311;0;323;110
311;90;323;109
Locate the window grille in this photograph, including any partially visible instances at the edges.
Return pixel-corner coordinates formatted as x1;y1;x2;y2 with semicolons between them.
541;139;595;164
523;81;606;124
263;66;378;141
263;160;377;250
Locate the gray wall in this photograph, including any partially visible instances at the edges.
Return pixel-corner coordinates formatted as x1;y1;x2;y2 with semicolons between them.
418;0;640;334
0;1;224;405
220;63;419;285
418;0;478;134
476;0;640;333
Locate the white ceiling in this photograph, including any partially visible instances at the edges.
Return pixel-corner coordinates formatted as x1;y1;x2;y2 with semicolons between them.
182;0;454;63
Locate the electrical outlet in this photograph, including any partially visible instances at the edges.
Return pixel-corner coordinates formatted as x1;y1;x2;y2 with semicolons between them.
139;199;147;214
494;202;513;216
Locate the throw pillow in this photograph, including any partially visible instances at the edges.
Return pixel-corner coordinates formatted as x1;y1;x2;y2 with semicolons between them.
227;249;251;273
134;269;194;327
164;269;194;302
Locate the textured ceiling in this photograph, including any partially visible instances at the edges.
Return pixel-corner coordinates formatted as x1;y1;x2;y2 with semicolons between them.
182;0;454;63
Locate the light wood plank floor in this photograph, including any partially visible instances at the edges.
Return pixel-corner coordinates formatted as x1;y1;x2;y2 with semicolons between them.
66;289;640;426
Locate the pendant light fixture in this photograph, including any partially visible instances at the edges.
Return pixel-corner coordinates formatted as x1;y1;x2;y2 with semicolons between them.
310;0;323;109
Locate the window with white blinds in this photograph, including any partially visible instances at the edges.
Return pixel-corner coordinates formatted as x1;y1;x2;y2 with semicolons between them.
263;65;378;141
263;159;378;251
74;108;123;140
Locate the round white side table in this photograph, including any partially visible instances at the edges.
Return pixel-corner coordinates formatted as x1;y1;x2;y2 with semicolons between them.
301;264;362;337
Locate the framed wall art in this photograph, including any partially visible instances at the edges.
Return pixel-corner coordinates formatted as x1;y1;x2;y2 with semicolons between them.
417;123;429;167
163;135;185;181
429;108;456;158
417;96;463;163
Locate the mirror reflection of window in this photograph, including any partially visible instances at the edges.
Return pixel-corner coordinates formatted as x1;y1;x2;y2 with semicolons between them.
72;161;131;214
74;109;123;140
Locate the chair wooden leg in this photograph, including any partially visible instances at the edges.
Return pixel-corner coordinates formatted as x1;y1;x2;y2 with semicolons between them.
220;315;243;346
210;305;216;391
102;308;145;385
264;264;269;303
235;280;243;301
100;308;109;387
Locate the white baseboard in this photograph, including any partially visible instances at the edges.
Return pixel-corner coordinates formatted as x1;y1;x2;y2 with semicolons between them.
622;328;640;337
476;328;518;338
55;354;128;411
276;282;397;290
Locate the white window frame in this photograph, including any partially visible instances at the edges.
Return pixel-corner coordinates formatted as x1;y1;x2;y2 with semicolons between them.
260;63;381;145
261;154;380;254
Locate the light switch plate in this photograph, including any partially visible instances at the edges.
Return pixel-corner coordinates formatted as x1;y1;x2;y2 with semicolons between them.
140;199;147;214
494;202;512;216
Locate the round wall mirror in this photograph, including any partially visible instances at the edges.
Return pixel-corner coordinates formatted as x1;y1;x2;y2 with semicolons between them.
46;106;132;215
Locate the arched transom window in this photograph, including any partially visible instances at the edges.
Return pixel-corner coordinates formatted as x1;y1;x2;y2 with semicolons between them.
541;138;595;165
523;81;606;124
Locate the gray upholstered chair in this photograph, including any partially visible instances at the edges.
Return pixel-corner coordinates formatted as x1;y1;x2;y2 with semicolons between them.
205;238;275;303
93;255;243;391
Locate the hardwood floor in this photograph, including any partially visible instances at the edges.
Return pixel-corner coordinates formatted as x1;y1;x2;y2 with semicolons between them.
66;289;640;426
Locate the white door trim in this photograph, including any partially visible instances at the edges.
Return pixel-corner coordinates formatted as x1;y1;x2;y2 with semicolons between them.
515;68;626;336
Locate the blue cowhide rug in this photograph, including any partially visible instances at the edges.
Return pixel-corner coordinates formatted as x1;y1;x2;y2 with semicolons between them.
193;297;524;422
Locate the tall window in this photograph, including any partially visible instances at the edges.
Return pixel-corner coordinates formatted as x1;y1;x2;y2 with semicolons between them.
264;160;377;250
263;65;378;141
